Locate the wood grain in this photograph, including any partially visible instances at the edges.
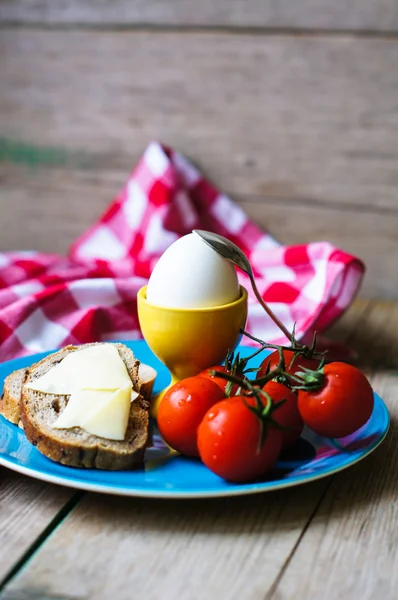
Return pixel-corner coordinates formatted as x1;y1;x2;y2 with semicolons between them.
330;299;398;369
325;298;398;369
0;469;75;585
1;1;398;31
0;167;116;255
1;166;397;299
1;29;398;298
0;30;397;212
323;298;398;368
0;481;330;600
267;372;398;600
241;198;398;300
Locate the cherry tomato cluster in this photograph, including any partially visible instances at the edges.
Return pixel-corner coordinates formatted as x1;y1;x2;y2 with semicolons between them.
157;342;374;483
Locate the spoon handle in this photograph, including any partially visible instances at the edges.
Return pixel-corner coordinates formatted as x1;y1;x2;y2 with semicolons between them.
249;275;292;341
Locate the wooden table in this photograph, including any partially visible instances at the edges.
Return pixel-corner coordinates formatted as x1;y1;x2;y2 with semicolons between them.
1;2;398;598
0;299;397;600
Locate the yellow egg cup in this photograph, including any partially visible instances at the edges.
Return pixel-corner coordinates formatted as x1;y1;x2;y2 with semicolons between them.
137;285;248;418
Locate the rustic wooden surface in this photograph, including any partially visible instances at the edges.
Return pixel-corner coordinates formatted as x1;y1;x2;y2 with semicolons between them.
327;298;398;369
1;29;398;297
1;0;398;31
268;372;398;600
0;470;75;587
0;300;397;599
1;5;397;597
1;167;396;299
1;31;397;211
0;482;331;600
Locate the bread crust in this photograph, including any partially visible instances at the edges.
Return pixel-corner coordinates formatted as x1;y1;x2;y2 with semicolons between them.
138;364;157;404
0;368;27;426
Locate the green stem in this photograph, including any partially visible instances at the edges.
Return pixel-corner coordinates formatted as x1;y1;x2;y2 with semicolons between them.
211;367;284;389
240;329;269;347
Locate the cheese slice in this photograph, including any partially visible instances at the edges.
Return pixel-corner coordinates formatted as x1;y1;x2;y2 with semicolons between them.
82;387;136;440
25;344;132;394
53;387;139;440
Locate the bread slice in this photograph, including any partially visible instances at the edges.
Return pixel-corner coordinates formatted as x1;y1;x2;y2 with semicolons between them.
20;343;150;470
138;363;157;403
0;361;156;429
0;368;27;427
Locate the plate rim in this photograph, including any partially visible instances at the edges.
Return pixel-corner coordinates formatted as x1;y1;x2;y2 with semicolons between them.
0;417;389;498
0;342;390;499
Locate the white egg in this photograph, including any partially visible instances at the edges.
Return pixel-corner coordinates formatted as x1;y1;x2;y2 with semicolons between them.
146;233;240;308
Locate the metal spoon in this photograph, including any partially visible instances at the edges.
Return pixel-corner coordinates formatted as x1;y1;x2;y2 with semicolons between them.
193;229;291;341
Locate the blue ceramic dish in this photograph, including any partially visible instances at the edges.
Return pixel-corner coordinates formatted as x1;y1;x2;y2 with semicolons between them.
0;341;389;498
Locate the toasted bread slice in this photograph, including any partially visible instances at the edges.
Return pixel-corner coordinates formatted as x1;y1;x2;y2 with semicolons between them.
0;368;27;427
21;343;149;470
0;361;156;429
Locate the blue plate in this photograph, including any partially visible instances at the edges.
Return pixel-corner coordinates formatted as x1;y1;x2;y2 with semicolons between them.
0;341;390;498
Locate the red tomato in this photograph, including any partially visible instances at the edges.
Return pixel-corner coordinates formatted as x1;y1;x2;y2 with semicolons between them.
263;380;303;450
158;377;225;457
197;395;282;482
198;365;240;396
258;349;320;379
297;362;374;438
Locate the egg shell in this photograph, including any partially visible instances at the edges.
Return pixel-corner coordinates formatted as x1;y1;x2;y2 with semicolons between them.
146;233;240;309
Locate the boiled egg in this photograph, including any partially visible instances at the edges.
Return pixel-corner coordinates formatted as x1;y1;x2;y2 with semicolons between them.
146;232;240;308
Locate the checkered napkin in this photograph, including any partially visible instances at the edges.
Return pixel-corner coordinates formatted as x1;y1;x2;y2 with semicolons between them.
0;142;364;362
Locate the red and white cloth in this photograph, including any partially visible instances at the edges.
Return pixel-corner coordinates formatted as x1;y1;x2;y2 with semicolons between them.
0;142;364;362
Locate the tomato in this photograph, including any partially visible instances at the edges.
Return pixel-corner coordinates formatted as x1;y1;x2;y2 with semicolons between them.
197;395;282;482
258;349;320;379
158;377;225;457
263;380;303;450
297;362;374;438
198;365;240;396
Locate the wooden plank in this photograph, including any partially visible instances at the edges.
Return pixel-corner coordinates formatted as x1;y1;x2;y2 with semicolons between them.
321;298;398;369
241;198;398;300
1;165;397;299
0;469;76;585
0;480;330;600
346;299;398;369
0;30;398;211
0;170;114;255
323;298;372;345
328;299;398;369
1;1;398;31
267;371;398;600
